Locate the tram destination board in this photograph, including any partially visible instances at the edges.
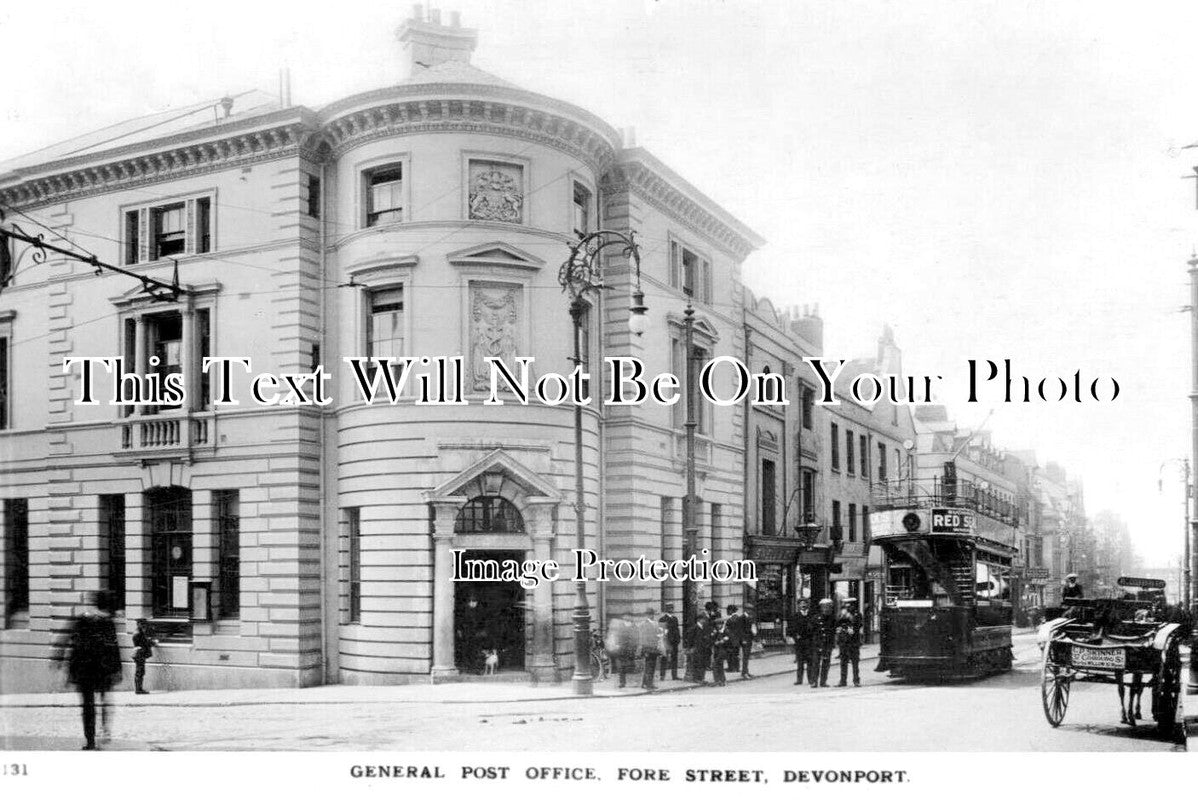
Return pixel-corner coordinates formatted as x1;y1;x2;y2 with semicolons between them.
1071;646;1125;670
930;509;975;533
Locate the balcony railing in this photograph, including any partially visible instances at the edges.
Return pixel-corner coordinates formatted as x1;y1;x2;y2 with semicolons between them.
119;414;210;455
872;477;1020;527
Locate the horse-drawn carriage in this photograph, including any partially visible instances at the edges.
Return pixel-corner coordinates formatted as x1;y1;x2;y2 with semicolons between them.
1037;578;1184;735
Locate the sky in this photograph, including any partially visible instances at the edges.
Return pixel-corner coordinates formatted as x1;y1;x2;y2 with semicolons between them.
3;0;1197;567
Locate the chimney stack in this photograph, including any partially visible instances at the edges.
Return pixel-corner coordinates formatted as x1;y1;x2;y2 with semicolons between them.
790;303;824;350
396;7;478;78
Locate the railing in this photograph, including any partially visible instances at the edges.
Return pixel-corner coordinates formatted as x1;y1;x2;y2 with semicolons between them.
872;477;1020;527
119;415;210;453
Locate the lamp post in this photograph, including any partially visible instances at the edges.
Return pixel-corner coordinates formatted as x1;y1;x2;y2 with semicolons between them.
682;292;698;646
559;229;645;696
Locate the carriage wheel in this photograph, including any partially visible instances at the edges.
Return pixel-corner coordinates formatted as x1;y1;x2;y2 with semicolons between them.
1041;646;1071;727
1151;638;1181;733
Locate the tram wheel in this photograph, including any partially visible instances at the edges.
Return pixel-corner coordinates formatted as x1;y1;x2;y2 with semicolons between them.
1151;638;1181;734
1041;647;1071;727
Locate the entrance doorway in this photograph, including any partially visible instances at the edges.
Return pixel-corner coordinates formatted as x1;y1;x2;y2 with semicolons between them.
454;549;527;673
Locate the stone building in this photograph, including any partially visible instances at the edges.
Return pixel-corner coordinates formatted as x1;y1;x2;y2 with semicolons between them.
0;10;762;691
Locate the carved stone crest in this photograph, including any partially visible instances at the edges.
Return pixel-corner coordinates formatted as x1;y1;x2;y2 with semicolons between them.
470;284;520;390
468;161;523;223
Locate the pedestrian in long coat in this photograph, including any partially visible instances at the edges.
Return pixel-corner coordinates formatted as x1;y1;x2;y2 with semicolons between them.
686;614;713;683
710;618;732;686
55;591;122;750
657;605;681;681
836;599;864;687
637;609;662;690
812;598;837;688
606;614;639;688
789;599;816;686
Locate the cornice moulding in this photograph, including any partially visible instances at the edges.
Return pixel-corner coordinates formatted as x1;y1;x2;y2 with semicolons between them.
317;94;618;176
602;160;763;262
0;120;311;210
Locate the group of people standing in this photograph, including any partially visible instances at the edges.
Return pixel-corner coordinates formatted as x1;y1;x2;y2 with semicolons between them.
788;597;864;688
603;602;757;690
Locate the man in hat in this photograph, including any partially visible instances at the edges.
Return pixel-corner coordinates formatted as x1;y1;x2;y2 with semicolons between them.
658;605;681;681
812;598;837;687
55;591;122;750
1062;574;1084;600
723;604;756;679
637;609;663;690
789;598;816;687
836;598;864;687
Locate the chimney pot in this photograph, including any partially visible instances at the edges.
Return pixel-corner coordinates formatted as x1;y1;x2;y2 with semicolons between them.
413;3;423;21
430;8;441;24
451;11;461;26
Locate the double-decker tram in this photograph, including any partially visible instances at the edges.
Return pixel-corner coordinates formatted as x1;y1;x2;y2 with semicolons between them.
870;502;1016;678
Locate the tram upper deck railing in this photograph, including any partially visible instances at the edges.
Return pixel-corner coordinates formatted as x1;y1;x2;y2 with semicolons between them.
871;477;1020;528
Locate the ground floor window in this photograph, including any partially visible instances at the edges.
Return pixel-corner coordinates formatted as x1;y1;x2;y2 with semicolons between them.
99;495;126;613
215;490;240;619
148;487;192;619
4;498;29;627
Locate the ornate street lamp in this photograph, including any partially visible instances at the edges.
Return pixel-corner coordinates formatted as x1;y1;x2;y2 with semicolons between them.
558;229;645;696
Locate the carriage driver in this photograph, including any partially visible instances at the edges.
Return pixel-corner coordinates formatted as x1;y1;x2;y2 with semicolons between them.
1061;573;1084;600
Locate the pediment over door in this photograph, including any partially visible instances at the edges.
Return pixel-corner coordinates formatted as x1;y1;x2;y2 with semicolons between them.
423;448;563;504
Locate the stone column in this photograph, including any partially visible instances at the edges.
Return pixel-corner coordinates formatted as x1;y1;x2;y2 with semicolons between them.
524;501;558;682
429;500;461;681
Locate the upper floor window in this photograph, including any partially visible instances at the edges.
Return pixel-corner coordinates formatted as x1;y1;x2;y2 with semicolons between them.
124;196;212;264
307;174;322;219
672;339;710;435
577;301;592;398
0;328;9;431
572;182;591;237
845;429;855;474
365;164;404;226
860;434;868;480
801;385;814;430
761;458;777;535
366;287;404;360
878;442;888;483
670;240;712;303
121;306;211;414
848;502;857;542
830;422;840;470
468;159;524;224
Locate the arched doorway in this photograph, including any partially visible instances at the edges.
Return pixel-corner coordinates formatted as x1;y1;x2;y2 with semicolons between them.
453;495;527;673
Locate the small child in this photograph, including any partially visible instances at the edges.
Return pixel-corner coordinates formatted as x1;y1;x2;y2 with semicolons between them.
132;619;157;695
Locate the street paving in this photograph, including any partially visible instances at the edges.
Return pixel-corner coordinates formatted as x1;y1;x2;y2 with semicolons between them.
1;635;1187;752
